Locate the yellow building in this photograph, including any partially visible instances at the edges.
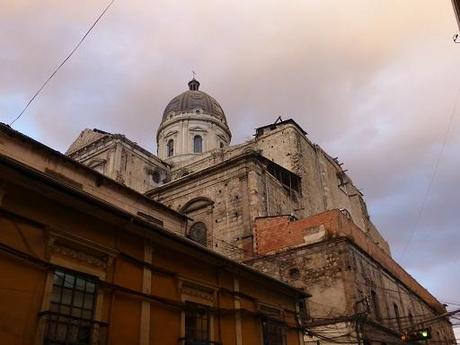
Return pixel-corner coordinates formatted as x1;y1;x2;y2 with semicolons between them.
0;123;308;345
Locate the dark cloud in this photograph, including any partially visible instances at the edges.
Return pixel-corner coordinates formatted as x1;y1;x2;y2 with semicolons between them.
1;0;460;322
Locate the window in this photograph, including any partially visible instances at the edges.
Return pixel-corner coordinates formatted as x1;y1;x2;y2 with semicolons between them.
267;162;301;196
188;222;207;246
44;270;97;345
336;171;348;194
185;302;210;345
298;299;308;325
151;170;161;184
408;311;414;328
219;142;224;149
193;135;203;153
288;268;300;280
262;320;286;345
167;139;174;157
393;303;402;331
371;290;381;322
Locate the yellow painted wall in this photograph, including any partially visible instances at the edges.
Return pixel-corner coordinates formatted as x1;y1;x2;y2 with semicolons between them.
0;157;303;345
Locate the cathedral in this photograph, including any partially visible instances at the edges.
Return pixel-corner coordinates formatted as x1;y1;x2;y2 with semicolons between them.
65;78;455;344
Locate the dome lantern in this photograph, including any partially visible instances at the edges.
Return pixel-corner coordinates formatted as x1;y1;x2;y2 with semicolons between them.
188;78;200;91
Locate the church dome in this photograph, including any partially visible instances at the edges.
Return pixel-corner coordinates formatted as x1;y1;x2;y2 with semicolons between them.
156;78;232;164
161;79;228;125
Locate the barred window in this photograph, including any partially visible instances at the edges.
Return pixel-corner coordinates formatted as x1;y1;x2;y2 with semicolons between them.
267;162;301;195
44;270;97;345
185;302;210;344
262;320;286;345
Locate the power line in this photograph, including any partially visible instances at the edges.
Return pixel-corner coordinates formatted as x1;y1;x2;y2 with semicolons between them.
398;88;460;262
443;301;460;307
8;0;116;126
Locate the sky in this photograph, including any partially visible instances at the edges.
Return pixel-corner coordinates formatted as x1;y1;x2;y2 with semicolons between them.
1;0;459;335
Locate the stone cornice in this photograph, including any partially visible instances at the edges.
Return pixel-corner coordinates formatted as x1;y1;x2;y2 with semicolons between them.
156;113;232;143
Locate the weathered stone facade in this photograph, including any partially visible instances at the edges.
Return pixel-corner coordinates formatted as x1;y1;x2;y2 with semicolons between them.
66;80;456;344
67;129;169;193
247;210;455;344
147;120;390;259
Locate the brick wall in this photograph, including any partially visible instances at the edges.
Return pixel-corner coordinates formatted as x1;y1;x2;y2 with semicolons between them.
253;209;446;314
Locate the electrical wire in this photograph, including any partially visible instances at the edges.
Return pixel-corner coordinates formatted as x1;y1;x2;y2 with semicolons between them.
8;0;116;126
443;301;460;307
398;88;460;262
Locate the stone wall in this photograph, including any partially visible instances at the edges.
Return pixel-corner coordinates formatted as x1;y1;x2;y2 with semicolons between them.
249;238;351;318
152;157;258;259
247;210;456;344
350;245;455;343
167;121;390;254
68;131;169;193
150;154;304;260
251;121;390;254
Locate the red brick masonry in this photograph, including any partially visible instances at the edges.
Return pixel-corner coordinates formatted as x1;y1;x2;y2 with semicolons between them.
253;210;446;314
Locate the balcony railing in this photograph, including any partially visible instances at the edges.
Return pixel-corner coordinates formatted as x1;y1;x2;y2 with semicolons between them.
39;311;109;345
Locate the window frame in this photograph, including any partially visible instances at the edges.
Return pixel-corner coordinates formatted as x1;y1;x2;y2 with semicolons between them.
167;139;175;157
393;303;402;331
371;290;381;322
42;269;101;345
184;302;211;344
178;280;216;345
261;318;287;345
187;222;208;246
193;135;203;153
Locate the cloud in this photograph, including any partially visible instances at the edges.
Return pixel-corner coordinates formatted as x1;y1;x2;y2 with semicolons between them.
1;0;459;309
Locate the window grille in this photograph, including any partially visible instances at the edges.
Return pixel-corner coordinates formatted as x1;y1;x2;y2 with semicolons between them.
262;319;286;345
43;270;101;345
184;302;210;345
266;162;301;195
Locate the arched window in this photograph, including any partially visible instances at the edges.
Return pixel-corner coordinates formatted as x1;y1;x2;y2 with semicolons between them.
193;135;202;153
167;139;174;157
188;222;207;246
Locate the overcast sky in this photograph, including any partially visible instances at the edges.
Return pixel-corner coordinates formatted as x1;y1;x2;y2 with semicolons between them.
1;0;459;330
